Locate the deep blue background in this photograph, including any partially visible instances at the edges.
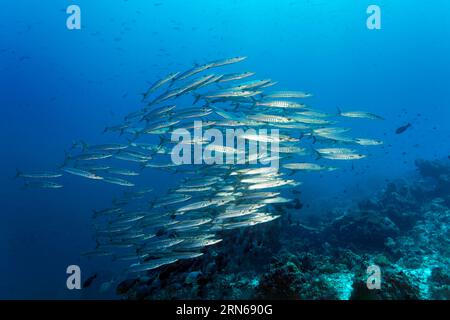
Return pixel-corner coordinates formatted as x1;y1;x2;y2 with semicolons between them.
1;0;449;298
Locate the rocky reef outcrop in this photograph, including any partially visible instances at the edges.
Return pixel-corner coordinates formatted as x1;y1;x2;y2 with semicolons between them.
117;158;450;300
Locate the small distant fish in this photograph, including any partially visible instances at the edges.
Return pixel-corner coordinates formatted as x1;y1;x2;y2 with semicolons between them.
283;163;337;171
92;207;123;217
207;56;247;69
229;79;272;91
65;152;113;162
19;55;31;62
78;141;128;152
160;252;204;260
204;145;243;155
127;258;179;273
103;123;130;134
124;109;148;122
142;120;180;134
255;100;306;109
153;194;192;208
203;89;262;101
261;197;292;204
62;167;103;180
15;170;62;179
212;214;280;230
198;74;224;88
24;181;63;189
248;179;298;190
81;250;114;258
395;123;411;134
140;238;184;252
114;153;149;163
99;280;114;293
167;218;212;231
248;114;294;124
106;168;140;176
82;274;98;288
141;105;176;121
231;167;278;176
175;64;211;82
102;176;135;187
175;238;222;250
320;153;366;160
141;72;180;101
76;164;111;171
176;200;216;213
219;72;255;83
291;114;330;125
264;91;312;99
314;147;360;158
316;148;356;155
353;138;383;146
337;108;384;120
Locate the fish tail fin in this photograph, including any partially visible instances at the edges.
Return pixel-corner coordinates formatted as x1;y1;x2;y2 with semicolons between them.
312;148;321;160
139;162;147;171
70;140;79;150
158;135;167;147
140;92;147;102
336;107;342;116
61;151;70;167
299;132;305;141
15;168;22;179
305;129;316;144
131;130;141;140
192;93;201;105
80;140;89;152
125;137;133;145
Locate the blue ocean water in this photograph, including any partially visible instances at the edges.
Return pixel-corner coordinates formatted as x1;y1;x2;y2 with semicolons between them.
1;0;449;299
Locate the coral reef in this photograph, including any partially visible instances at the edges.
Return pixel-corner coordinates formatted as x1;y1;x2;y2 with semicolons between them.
117;158;450;300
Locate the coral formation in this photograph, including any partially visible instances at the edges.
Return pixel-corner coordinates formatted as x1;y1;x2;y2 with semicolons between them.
117;159;450;300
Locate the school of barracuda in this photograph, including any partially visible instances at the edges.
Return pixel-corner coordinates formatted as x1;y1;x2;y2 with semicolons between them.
16;56;384;275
